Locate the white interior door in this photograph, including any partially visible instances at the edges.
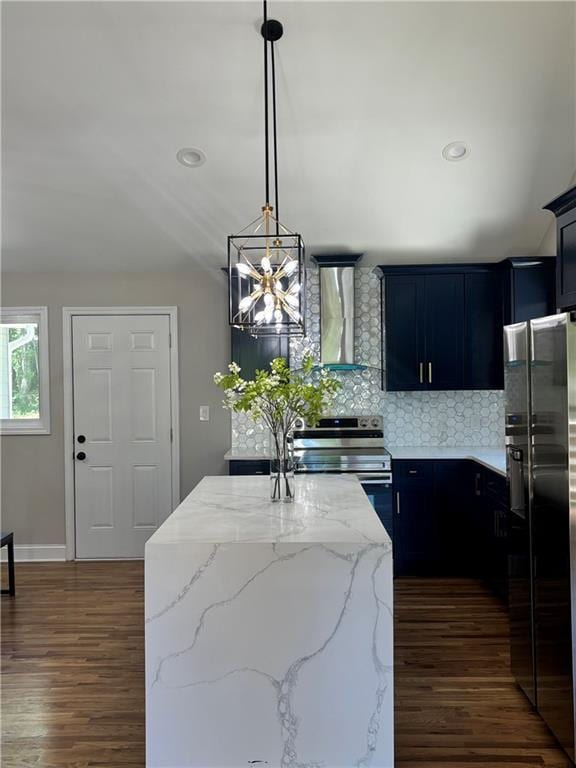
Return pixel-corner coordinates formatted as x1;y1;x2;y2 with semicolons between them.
72;314;173;559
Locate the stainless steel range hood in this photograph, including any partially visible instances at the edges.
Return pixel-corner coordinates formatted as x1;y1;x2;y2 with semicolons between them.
311;253;364;369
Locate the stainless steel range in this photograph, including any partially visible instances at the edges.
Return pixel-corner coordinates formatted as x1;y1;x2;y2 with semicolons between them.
293;415;391;482
293;415;393;534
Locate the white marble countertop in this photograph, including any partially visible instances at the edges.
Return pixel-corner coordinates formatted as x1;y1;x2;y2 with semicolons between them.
387;446;506;476
146;473;394;766
224;448;272;460
146;474;391;547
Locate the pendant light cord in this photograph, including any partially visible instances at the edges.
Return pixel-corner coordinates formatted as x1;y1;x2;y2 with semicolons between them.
263;0;270;207
263;0;280;233
271;40;280;235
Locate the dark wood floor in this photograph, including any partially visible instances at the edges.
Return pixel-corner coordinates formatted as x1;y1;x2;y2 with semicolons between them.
1;564;572;768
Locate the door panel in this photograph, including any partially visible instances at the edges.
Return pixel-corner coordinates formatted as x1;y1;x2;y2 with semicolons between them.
130;368;157;441
85;465;115;529
73;314;173;559
385;276;425;391
132;465;159;528
424;274;464;390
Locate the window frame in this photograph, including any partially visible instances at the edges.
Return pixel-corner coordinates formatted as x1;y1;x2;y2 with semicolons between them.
1;306;51;435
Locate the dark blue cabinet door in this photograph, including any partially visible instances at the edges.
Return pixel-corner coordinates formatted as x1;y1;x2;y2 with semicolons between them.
557;209;576;310
231;328;290;380
385;277;426;391
393;461;438;576
229;273;290;379
464;272;503;390
434;460;477;575
424;274;464;390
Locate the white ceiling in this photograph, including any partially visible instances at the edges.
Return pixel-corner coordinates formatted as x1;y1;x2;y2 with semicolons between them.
2;1;575;272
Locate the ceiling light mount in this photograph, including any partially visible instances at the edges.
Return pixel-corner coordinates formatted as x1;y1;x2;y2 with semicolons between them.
176;147;206;168
442;141;470;162
261;18;283;42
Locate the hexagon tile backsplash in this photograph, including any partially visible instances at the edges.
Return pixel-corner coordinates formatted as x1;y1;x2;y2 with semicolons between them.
231;267;505;451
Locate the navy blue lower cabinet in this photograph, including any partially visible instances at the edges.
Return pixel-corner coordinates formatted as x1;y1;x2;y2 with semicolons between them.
393;461;440;576
361;481;393;540
228;460;270;476
391;459;509;594
468;465;509;604
434;460;478;576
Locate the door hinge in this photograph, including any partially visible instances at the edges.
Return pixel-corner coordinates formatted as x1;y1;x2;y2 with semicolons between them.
170;427;173;443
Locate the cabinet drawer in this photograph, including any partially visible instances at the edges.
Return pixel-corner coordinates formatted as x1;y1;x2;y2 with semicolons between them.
228;460;270;476
394;460;434;484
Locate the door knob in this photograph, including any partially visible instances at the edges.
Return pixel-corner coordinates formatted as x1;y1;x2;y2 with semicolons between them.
76;452;86;461
77;435;86;444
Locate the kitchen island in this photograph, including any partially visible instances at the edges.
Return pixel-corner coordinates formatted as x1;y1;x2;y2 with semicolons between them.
145;474;393;768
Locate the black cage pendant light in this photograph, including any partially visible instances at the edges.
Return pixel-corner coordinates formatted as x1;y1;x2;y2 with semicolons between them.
228;1;305;337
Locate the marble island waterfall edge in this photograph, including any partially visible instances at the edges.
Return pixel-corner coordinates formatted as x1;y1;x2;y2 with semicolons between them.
145;475;394;768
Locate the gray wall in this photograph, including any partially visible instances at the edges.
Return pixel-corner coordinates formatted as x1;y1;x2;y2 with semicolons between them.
1;270;231;548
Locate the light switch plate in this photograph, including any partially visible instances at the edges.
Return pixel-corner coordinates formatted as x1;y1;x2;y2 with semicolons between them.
199;406;210;422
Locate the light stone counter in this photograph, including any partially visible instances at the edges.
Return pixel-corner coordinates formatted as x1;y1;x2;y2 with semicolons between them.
145;475;393;768
224;448;272;461
387;446;506;476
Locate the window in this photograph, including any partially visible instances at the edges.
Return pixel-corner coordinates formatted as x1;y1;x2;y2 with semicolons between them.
1;307;50;434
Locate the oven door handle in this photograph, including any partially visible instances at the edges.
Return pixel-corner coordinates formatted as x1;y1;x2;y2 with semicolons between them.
356;473;392;484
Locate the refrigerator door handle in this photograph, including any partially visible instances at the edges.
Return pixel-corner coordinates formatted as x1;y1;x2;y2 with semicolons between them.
508;445;526;519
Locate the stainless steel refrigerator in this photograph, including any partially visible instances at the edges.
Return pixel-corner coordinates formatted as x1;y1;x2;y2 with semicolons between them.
504;313;576;761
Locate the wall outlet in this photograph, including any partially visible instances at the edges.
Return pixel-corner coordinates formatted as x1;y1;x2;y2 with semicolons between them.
199;406;210;422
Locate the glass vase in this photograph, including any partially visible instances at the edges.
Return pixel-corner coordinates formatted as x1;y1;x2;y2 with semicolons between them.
270;437;295;503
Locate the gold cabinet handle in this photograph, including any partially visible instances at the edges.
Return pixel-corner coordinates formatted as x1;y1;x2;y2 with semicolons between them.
428;362;432;384
419;362;424;384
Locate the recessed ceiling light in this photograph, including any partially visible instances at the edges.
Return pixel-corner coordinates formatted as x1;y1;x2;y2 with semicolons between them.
442;142;470;162
176;147;207;168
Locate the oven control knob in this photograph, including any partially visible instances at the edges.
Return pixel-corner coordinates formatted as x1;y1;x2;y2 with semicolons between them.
371;417;381;428
359;418;368;428
294;418;304;430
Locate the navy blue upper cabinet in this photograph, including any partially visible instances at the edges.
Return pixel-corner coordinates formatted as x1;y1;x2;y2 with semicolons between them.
231;328;289;380
384;276;426;390
543;186;576;311
464;271;503;390
425;274;464;390
229;272;290;378
381;266;501;391
500;257;556;325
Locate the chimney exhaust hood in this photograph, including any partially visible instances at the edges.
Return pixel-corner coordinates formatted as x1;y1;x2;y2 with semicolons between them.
311;253;366;370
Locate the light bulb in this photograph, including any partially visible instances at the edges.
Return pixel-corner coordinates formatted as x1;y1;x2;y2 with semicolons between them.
285;294;299;308
284;260;298;276
261;256;272;274
274;308;283;323
288;281;301;295
254;310;266;324
264;304;274;323
238;296;255;312
275;279;285;293
264;292;274;308
236;263;252;277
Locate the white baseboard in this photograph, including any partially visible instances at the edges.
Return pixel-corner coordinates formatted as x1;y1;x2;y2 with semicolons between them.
0;544;66;562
